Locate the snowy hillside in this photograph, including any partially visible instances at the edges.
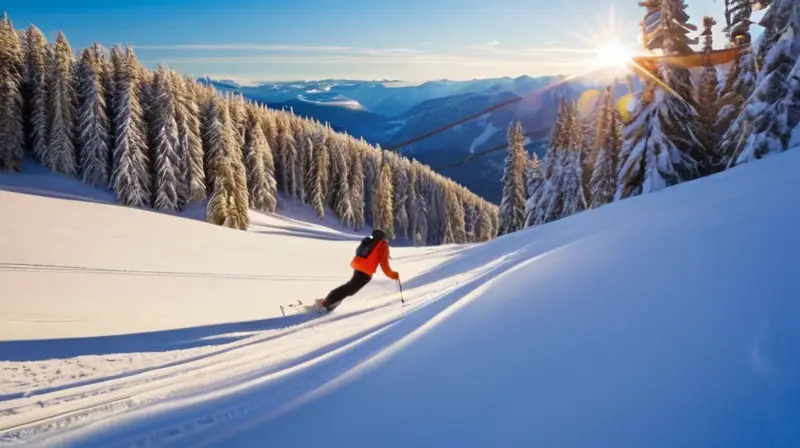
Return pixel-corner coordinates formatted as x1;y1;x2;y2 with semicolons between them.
2;141;799;446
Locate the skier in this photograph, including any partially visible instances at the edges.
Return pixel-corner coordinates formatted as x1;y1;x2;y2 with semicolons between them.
314;229;400;312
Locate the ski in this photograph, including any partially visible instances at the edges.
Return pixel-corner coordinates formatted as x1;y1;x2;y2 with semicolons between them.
279;299;343;317
279;299;328;317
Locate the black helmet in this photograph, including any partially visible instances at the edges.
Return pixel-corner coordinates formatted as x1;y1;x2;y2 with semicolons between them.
371;229;387;240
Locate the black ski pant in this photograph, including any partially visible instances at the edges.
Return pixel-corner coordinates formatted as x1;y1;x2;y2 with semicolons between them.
324;270;371;309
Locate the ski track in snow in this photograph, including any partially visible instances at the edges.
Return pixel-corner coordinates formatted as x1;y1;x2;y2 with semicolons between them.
0;262;496;446
0;169;498;445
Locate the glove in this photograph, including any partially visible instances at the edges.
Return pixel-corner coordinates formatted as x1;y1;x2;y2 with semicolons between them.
390;271;400;281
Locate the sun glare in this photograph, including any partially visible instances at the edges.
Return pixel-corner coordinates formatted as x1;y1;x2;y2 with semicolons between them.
595;40;633;69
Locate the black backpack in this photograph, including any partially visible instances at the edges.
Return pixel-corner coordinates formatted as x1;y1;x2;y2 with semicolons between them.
355;236;379;258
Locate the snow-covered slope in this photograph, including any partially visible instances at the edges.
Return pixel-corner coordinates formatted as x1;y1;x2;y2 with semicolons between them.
2;149;800;446
0;163;474;443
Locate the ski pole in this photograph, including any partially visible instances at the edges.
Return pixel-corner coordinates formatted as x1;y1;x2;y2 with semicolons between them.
397;278;404;304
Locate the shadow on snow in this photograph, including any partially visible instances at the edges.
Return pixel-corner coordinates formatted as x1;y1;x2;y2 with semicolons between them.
0;313;323;364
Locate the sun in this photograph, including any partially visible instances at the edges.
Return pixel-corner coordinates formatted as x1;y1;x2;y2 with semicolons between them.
594;39;633;70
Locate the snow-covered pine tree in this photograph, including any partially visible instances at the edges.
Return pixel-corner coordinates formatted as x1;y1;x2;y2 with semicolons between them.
225;94;249;208
289;110;304;143
424;175;439;245
559;104;588;216
149;67;182;211
24;25;48;163
542;98;570;181
459;188;471;242
76;47;111;186
227;94;246;158
616;89;668;199
311;124;330;204
328;135;354;227
307;129;328;219
201;94;218;195
323;128;341;209
0;13;25;172
228;106;250;228
716;54;757;166
537;102;571;224
489;203;500;239
243;107;276;212
349;142;366;230
730;0;800;164
474;202;487;240
413;165;430;245
786;59;800;147
406;160;419;241
110;45;151;207
17;26;28;86
138;67;155;138
464;201;477;242
580;99;603;201
617;0;704;199
291;132;311;204
446;187;467;244
697;16;721;173
166;75;190;209
279;115;298;200
435;178;450;244
723;0;755;47
89;43;112;128
414;190;428;246
260;112;279;213
534;98;569;225
260;109;279;179
497;120;527;235
206;95;248;229
393;157;410;239
437;185;454;245
44;31;77;176
523;152;543;227
474;204;491;242
109;46;122;109
753;0;797;59
375;151;394;238
295;124;313;204
590;88;622;208
169;72;205;203
367;148;385;227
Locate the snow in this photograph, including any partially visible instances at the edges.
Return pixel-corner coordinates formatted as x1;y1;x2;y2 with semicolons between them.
382;118;407;139
2;148;800;446
468;116;497;153
296;94;364;110
792;124;800;148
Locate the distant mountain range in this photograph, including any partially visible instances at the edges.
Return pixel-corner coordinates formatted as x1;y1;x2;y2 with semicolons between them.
198;73;638;203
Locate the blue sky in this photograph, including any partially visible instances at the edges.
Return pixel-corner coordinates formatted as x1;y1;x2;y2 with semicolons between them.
6;0;735;83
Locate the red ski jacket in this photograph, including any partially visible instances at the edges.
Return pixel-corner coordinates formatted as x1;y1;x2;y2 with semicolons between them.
351;239;399;280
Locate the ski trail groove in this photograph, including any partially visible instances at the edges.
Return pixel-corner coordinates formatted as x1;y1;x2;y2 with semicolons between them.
0;305;380;403
0;303;397;436
0;262;341;282
0;277;471;446
68;256;523;447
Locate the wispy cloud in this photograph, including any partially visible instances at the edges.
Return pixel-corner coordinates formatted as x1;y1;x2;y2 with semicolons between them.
467;40;501;51
467;45;595;56
133;43;424;56
136;40;595;79
142;52;588;69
